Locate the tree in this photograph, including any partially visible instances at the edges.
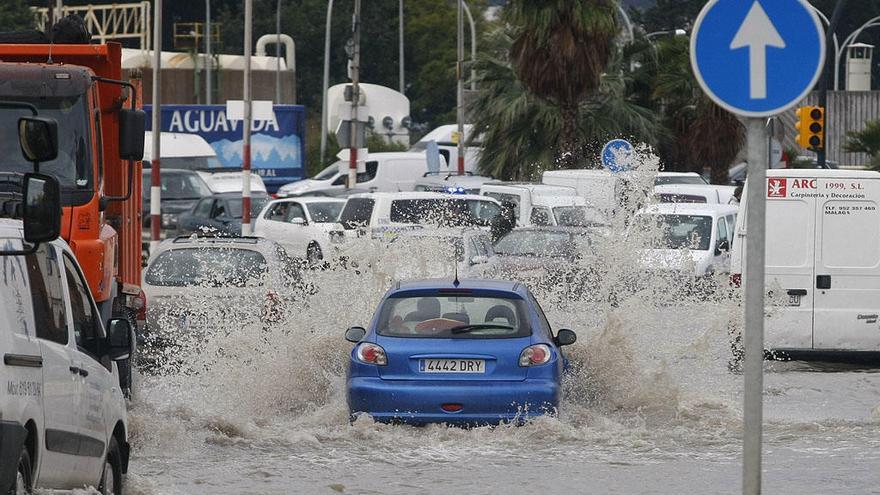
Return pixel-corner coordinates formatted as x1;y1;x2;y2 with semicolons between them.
0;0;35;31
505;0;617;168
470;29;660;180
844;120;880;170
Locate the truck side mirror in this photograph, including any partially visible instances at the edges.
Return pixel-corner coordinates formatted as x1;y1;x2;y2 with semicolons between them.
22;173;61;244
19;117;58;163
119;108;146;161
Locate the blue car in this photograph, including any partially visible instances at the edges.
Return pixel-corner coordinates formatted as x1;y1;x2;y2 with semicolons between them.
345;278;577;425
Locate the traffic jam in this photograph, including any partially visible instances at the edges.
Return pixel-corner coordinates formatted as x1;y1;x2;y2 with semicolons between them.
2;1;880;494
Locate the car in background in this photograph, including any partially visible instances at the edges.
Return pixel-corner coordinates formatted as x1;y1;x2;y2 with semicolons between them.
488;227;599;296
140;235;302;368
481;183;606;227
654;183;738;204
275;152;436;197
202;171;268;195
254;197;345;264
344;278;577;425
387;228;496;278
630;203;738;281
654;172;708;186
176;192;270;236
141;168;214;257
335;192;501;239
413;172;494;195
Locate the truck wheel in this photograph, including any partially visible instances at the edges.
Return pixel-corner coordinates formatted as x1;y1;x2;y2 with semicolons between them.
112;303;137;400
12;446;32;495
100;437;123;495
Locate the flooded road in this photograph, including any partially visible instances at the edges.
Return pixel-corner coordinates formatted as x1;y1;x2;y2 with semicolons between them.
125;271;880;494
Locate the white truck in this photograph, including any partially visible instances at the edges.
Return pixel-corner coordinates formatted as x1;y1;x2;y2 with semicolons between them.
1;173;132;494
731;169;880;357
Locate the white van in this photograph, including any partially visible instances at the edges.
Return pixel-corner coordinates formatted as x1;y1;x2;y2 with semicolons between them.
1;224;132;493
480;183;605;227
275;152;437;197
409;124;481;172
632;203;738;278
542;169;627;218
731;169;880;355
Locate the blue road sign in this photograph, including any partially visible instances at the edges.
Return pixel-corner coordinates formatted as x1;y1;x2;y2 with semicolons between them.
601;139;635;173
690;0;825;117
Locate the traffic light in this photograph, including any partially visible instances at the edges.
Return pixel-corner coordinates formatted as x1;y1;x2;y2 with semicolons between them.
795;105;824;150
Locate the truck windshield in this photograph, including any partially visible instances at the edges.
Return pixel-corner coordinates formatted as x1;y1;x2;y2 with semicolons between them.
0;96;92;206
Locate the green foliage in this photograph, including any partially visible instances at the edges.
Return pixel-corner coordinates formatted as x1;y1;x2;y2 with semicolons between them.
844;120;880;170
0;0;35;31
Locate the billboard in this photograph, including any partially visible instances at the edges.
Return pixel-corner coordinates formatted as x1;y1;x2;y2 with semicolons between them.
145;104;306;192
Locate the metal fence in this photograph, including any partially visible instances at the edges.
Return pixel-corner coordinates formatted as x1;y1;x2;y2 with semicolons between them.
778;90;880;167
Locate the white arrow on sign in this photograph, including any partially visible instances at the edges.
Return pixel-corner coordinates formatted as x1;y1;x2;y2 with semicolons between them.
729;1;786;100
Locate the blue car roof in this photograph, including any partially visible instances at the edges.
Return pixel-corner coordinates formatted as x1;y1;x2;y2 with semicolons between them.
388;278;527;298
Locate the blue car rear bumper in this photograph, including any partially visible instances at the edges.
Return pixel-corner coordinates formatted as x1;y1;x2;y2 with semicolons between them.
347;377;560;425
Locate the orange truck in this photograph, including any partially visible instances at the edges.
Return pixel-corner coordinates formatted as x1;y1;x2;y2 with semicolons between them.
0;42;145;395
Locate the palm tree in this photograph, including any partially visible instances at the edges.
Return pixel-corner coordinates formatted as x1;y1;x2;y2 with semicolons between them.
470;29;660;180
506;0;618;168
844;120;880;170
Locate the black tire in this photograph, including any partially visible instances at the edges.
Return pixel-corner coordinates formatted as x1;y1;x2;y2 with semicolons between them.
100;437;124;495
10;446;33;495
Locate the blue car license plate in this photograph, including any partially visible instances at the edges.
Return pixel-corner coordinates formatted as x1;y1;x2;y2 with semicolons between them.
420;359;485;373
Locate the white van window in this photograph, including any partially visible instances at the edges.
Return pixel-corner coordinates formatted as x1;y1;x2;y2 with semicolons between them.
484;192;520;217
25;245;68;345
530;207;552;226
265;202;290;221
726;214;737;237
357;161;379;183
339;198;375;229
766;200;811;268
821;200;880;268
63;255;103;361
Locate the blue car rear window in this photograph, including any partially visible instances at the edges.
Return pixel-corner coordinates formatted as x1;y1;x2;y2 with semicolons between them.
376;295;531;339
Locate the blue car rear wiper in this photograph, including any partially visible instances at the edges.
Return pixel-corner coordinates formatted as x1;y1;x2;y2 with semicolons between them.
450;323;514;334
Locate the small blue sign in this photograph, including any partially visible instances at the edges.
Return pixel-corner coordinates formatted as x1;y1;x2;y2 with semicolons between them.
601;139;635;173
690;0;825;117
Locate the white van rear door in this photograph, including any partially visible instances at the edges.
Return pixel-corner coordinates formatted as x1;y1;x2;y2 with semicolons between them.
764;177;817;350
813;177;880;350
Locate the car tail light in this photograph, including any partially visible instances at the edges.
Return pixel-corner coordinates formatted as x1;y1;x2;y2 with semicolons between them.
519;344;551;367
730;273;742;287
134;290;147;322
355;343;387;366
441;403;463;412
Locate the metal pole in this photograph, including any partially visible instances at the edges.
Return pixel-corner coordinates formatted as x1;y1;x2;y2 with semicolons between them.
347;0;361;189
320;0;335;166
276;0;282;104
742;117;768;495
816;0;848;168
150;0;163;254
205;0;212;104
462;0;476;91
456;0;464;174
242;0;253;235
399;0;405;94
55;0;63;23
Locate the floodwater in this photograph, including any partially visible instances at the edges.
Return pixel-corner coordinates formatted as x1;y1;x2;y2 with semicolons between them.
124;166;880;494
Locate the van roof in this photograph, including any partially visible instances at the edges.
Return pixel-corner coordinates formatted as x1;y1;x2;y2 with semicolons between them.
640;203;739;216
416;124;474;144
766;169;880;179
482;183;577;196
143;131;216;161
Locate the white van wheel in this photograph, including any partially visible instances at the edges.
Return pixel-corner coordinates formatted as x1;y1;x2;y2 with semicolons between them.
99;438;123;495
13;446;32;495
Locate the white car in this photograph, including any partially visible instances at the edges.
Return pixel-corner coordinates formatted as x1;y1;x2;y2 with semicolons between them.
202;171;268;194
254;197;346;264
1;221;132;494
334;192;501;239
631;203;739;279
413;172;494;195
480;183;606;227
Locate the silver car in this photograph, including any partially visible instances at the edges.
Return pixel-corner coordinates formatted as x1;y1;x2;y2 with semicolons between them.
140;235;303;370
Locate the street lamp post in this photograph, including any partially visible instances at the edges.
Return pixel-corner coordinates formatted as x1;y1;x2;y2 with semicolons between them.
320;0;335;166
399;0;405;94
205;0;212;104
462;0;476;91
276;0;282;104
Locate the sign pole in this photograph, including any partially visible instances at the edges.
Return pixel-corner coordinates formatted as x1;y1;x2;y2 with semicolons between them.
742;118;768;495
149;0;162;254
241;0;253;235
348;0;361;189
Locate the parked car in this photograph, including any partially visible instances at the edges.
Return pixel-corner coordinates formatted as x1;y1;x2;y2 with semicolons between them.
344;278;577;425
481;183;605;227
140;235;303;367
275;152;437;197
141;168;214;256
1;222;132;494
630;203;738;280
334;192;502;238
253;197;345;264
413;172;494;195
488;227;600;296
730;169;880;362
176;192;270;236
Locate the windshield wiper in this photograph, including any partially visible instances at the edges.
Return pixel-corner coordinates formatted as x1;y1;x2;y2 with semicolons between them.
450;323;514;334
